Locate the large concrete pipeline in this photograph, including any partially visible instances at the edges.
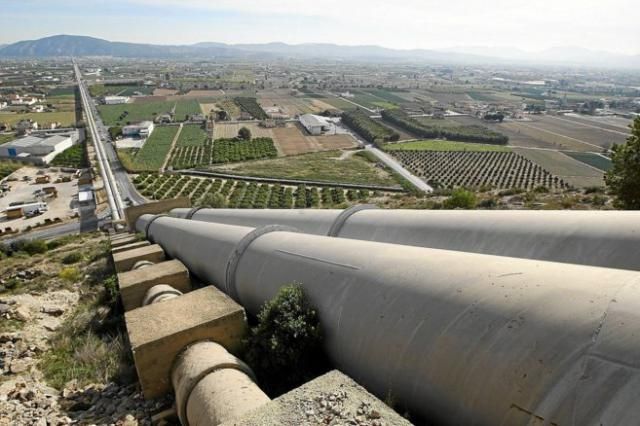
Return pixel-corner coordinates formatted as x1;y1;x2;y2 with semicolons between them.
170;207;640;271
137;213;640;425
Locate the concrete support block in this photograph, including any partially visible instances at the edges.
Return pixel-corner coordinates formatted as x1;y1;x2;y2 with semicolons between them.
125;197;191;231
172;341;269;426
118;260;190;311
111;240;150;255
113;244;165;273
110;234;138;248
221;370;412;426
126;286;247;399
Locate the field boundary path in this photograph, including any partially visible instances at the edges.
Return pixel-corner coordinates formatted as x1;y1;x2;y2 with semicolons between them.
179;169;405;192
161;123;183;172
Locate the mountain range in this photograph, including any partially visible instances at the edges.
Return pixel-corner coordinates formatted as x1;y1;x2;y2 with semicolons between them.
1;35;638;68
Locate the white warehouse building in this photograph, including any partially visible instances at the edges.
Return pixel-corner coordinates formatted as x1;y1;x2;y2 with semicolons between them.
300;114;330;136
122;121;155;138
0;130;80;165
103;95;130;105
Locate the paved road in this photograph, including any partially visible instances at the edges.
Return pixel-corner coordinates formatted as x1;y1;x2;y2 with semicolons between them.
365;146;433;193
333;121;433;193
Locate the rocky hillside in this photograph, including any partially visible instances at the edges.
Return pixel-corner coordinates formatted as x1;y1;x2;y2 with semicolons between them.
0;233;173;425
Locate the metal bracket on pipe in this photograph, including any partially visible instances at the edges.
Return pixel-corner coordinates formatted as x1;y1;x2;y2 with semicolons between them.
327;204;378;237
225;225;298;302
143;214;168;242
184;206;205;220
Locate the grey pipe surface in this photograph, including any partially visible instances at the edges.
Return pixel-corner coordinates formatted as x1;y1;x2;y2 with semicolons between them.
170;208;640;271
137;214;640;425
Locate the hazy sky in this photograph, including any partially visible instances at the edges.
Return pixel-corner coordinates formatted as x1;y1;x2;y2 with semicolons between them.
1;0;638;55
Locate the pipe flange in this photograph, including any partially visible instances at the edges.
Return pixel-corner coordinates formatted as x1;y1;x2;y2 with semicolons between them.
225;225;298;301
143;214;168;242
327;204;377;237
184;206;205;220
171;341;258;426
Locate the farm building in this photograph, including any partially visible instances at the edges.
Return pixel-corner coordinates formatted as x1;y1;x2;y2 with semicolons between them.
103;95;130;105
0;129;81;165
123;121;155;138
300;114;330;135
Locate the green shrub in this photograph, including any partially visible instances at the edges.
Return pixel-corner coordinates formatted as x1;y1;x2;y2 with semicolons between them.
62;251;83;264
443;188;477;209
59;267;81;282
244;283;328;396
13;239;48;255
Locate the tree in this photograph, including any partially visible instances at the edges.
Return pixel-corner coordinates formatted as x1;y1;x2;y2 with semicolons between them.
200;193;226;208
237;126;252;141
605;117;640;209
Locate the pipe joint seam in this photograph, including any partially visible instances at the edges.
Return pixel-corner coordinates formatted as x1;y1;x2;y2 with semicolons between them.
224;224;299;301
143;214;169;242
184;206;205;220
327;204;377;237
171;341;258;426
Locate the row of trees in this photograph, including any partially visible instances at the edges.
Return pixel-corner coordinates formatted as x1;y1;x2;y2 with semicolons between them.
341;109;400;146
381;109;508;145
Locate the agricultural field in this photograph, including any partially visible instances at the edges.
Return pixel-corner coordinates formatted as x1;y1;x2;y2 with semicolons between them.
175;124;208;147
385;140;511;152
118;125;179;172
391;150;567;190
272;124;357;156
51;143;88;168
210;150;400;187
217;99;242;120
170;141;212;169
484;115;629;152
564;152;612;172
89;84;154;97
97;101;174;126
0;111;76;127
234;97;268;119
513;148;605;188
211;138;277;163
132;173;377;209
382;109;508;144
174;100;202;120
342;110;399;145
320;96;360;111
213;122;273;140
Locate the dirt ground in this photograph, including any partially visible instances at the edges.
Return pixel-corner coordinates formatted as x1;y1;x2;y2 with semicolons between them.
214;122;274;140
0;167;80;233
199;103;220;115
152;88;178;96
273;124;357;156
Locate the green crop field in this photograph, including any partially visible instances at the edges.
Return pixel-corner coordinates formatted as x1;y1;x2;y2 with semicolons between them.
97;101;174;126
119;125;179;172
211;150;400;187
174;100;202;120
385;140;511;152
176;124;207;147
0;112;76;127
565;152;613;172
51;143;87;168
